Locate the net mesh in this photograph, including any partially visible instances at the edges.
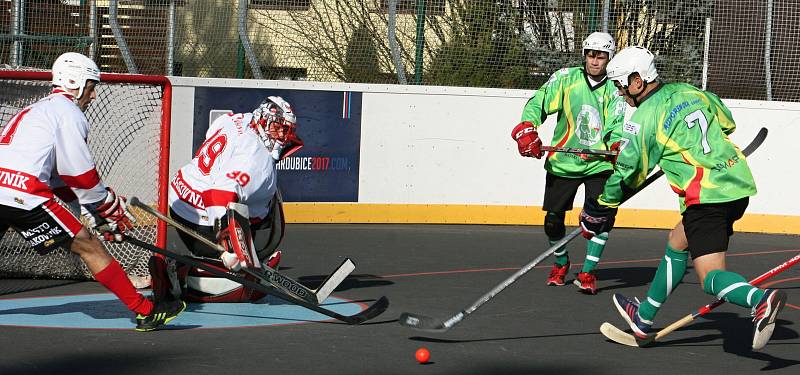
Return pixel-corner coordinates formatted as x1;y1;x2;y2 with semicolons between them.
0;74;164;283
1;1;797;101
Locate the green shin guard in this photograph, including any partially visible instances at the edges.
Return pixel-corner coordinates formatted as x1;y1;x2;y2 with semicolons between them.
551;239;569;266
703;269;765;308
581;232;608;273
638;245;689;323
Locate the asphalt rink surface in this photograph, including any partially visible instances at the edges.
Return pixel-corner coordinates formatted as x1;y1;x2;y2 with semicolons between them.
1;224;798;374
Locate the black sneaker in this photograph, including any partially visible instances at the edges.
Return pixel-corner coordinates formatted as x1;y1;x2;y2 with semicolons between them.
751;289;787;350
135;299;187;332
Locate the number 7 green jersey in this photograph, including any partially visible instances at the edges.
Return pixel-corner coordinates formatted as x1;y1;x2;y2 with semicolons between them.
598;83;757;212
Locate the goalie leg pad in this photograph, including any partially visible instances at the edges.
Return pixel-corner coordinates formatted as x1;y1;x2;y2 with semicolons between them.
254;191;286;261
182;258;266;303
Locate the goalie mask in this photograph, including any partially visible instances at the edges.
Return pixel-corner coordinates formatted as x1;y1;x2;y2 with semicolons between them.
252;96;303;160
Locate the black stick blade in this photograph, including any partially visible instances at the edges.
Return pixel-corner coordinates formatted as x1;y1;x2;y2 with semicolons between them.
399;312;454;333
346;296;390;325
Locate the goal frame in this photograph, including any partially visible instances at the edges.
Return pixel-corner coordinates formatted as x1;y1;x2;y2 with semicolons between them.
0;70;172;249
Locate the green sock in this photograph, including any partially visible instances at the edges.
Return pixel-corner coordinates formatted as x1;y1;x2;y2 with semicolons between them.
581;232;608;273
551;239;569;266
703;269;765;308
638;245;689;323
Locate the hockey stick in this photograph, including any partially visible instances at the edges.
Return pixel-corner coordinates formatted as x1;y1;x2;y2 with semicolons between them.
399;166;659;332
400;127;768;332
601;251;800;347
542;145;618;156
129;197;354;304
126;236;388;325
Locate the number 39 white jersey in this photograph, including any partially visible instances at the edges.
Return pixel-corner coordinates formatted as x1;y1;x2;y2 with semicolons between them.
168;112;278;226
0;90;108;210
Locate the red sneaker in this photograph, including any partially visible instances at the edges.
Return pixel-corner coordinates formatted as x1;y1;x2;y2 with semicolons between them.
264;250;281;270
546;262;570;286
574;272;597;294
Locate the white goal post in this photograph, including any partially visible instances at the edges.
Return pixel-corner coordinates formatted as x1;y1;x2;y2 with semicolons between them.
0;70;171;284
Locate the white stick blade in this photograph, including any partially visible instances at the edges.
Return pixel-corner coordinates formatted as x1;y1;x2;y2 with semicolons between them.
599;322;639;347
314;258;355;304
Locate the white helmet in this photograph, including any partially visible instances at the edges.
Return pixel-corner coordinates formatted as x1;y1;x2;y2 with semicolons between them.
606;46;658;87
51;52;100;100
582;32;616;58
252;96;300;160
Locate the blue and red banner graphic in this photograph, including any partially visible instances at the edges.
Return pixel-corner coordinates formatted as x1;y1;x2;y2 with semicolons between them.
193;88;362;202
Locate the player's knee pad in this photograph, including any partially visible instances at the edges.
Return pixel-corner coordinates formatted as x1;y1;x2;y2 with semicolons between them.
544;211;566;240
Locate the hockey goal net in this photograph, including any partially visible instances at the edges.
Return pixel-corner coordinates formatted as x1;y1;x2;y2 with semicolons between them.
0;70;170;286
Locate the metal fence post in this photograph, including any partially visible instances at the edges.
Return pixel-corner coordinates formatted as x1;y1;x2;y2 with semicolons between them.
109;0;140;74
388;0;408;84
414;0;426;85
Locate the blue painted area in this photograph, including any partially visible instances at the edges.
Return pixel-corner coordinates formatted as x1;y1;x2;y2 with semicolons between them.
0;293;363;329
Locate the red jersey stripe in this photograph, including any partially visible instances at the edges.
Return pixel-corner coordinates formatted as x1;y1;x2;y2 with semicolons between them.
60;168;101;189
0;166;53;198
684;167;704;206
202;189;239;208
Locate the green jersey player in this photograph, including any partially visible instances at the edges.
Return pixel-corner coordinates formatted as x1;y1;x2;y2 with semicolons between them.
578;46;786;350
512;32;625;294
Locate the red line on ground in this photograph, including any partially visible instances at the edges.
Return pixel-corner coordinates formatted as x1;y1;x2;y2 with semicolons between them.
380;267;520;278
378;249;800;279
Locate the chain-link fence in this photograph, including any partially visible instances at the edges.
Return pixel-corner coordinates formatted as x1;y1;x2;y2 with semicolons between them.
1;1;798;101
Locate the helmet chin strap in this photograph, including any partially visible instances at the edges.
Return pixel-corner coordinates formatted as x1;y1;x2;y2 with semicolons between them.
76;85;86;103
63;80;94;109
621;80;647;107
622;86;641;107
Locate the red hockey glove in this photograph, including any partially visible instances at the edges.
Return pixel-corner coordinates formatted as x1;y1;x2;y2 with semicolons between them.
511;121;543;158
606;141;621;164
579;197;618;239
96;188;135;232
82;188;136;242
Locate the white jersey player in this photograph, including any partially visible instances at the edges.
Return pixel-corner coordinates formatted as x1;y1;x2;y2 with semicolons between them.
0;52;184;331
153;96;302;303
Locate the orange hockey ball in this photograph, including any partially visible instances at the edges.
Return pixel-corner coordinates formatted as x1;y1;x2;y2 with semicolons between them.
415;347;430;363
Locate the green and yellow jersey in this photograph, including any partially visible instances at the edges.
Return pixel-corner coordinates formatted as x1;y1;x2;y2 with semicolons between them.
521;67;625;178
599;83;757;212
